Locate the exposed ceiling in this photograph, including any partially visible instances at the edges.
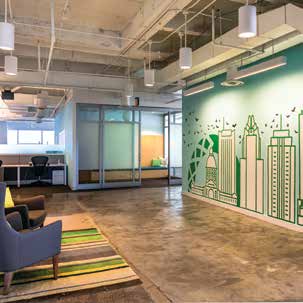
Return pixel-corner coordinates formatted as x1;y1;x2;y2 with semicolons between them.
0;0;302;119
0;0;144;31
1;0;300;73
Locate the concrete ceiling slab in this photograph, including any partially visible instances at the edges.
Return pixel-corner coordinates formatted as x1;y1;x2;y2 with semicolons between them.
3;0;144;31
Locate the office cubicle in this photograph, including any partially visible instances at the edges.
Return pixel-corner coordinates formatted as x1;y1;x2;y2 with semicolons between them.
0;120;66;186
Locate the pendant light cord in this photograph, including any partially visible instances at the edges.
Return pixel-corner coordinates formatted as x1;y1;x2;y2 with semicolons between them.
184;12;188;48
148;41;152;70
179;32;183;48
5;0;7;23
127;59;130;81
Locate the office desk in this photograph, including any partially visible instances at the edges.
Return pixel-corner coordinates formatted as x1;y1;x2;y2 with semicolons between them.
2;164;67;187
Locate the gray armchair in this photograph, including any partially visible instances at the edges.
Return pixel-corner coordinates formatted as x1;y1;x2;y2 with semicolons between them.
0;183;62;295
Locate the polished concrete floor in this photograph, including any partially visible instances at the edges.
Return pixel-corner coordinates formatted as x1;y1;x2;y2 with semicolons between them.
12;186;303;302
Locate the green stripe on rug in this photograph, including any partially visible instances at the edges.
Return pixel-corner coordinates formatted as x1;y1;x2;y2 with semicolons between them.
0;258;128;286
62;228;99;238
61;234;104;245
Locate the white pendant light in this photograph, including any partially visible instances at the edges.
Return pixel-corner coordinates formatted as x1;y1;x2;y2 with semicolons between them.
125;81;134;97
179;12;192;70
0;23;14;50
238;2;257;38
180;47;192;70
125;59;134;97
121;95;131;106
0;0;15;50
144;41;155;87
5;55;17;76
144;68;155;87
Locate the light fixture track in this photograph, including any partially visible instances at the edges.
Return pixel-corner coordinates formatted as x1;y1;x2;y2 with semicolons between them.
183;81;214;96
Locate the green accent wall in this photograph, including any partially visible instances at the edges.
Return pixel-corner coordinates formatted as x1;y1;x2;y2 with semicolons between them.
183;43;303;226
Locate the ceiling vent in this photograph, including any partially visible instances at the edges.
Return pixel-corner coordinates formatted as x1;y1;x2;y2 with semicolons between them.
221;66;244;87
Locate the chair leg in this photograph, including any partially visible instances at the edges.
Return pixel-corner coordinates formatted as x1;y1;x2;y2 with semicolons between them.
3;272;14;295
52;254;59;280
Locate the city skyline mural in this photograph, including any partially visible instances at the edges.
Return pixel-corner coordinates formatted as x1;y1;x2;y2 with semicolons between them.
185;107;303;226
183;44;303;229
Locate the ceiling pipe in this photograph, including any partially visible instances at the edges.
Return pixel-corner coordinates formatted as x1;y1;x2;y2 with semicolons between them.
11;86;21;92
0;63;139;79
10;0;221;61
37;41;41;71
120;0;179;55
8;0;13;21
0;80;180;96
44;0;56;85
211;8;263;54
50;89;69;118
168;9;232;22
60;0;70;28
13;21;148;45
143;0;216;49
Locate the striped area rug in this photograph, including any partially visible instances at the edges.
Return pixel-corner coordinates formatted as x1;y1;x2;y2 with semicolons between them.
0;228;133;286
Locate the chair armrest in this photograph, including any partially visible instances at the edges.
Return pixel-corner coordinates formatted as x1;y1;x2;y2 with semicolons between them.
6;212;24;231
19;220;62;268
14;195;45;210
5;205;30;229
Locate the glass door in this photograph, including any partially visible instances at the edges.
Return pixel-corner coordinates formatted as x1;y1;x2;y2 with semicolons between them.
167;112;182;185
77;105;101;188
102;109;141;188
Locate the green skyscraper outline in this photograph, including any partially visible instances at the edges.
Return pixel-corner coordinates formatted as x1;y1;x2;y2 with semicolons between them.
217;120;238;206
297;110;303;225
267;115;296;224
240;115;264;214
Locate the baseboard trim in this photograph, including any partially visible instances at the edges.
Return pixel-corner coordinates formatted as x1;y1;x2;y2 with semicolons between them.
183;192;303;233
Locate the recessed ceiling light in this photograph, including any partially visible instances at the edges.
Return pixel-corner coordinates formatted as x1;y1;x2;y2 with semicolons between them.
221;79;244;87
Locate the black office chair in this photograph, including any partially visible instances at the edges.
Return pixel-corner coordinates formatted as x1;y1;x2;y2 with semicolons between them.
0;160;3;182
31;156;49;185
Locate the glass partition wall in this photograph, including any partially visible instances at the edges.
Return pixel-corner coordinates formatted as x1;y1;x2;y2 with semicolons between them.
77;105;141;189
77;104;181;190
103;109;140;187
165;112;182;185
78;105;101;187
